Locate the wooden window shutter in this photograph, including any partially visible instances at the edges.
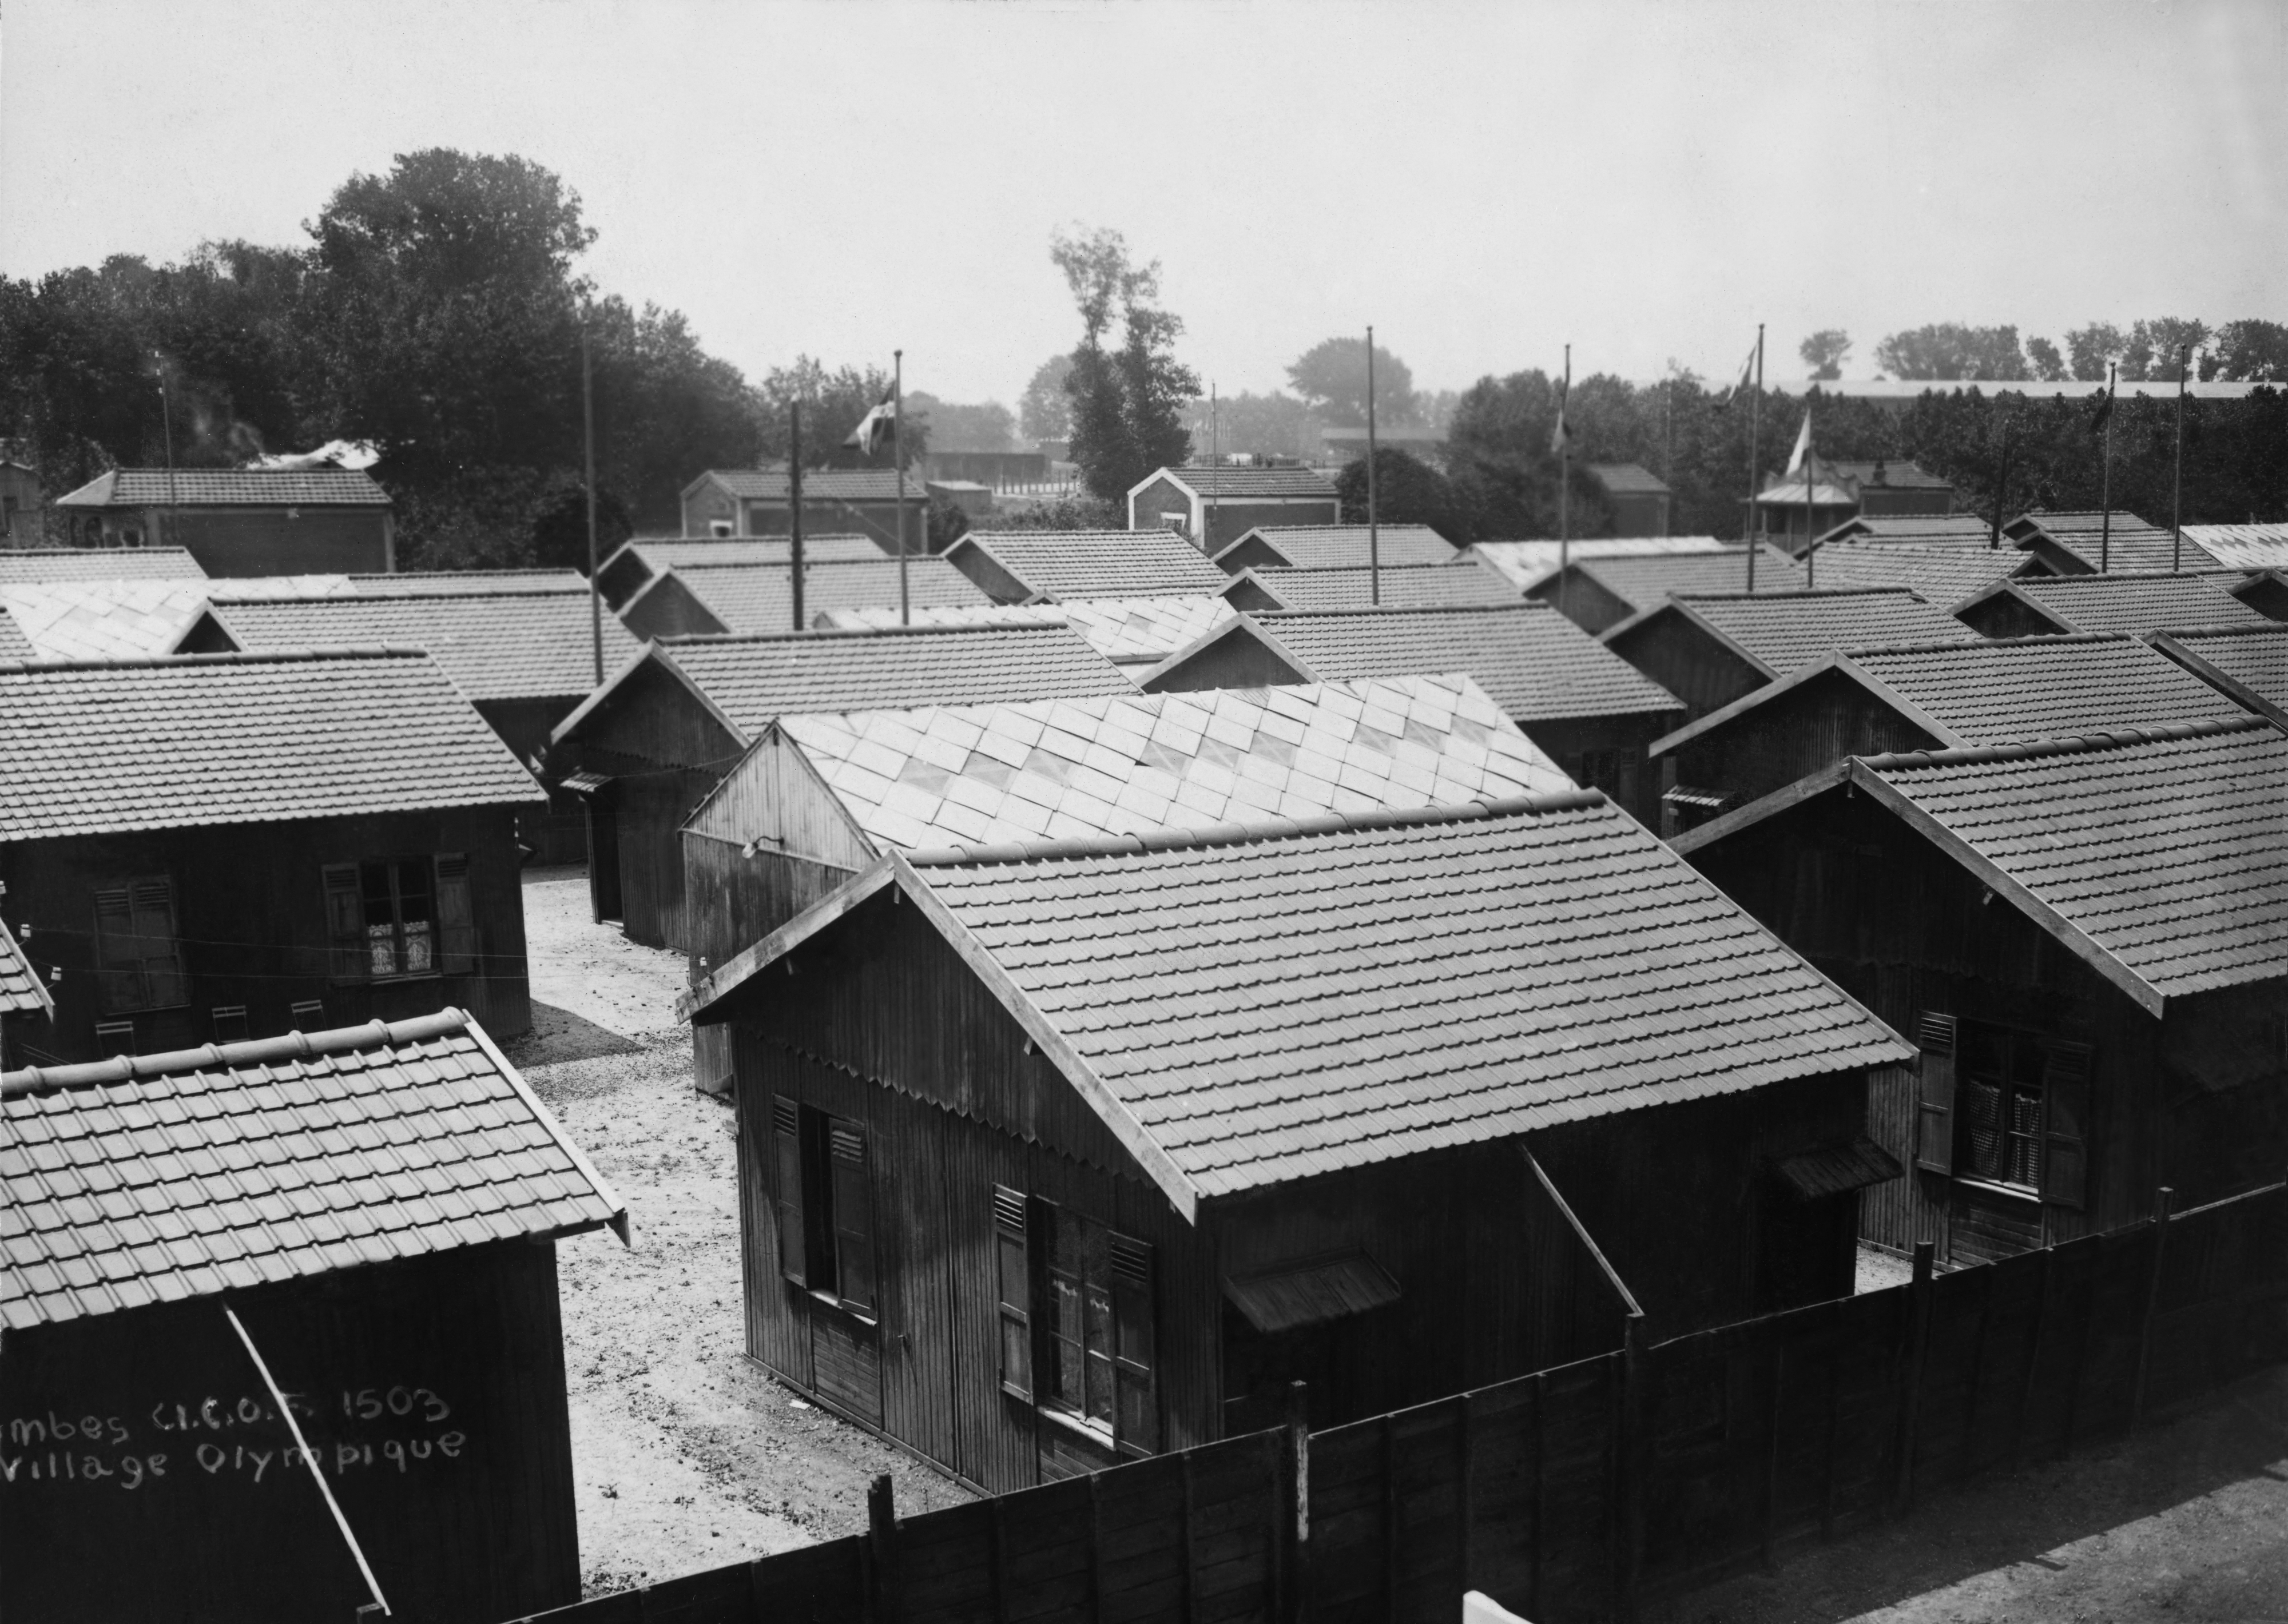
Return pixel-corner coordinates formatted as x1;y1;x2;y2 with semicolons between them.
322;864;367;982
2040;1042;2093;1210
92;887;145;1012
991;1185;1033;1402
1108;1230;1158;1456
772;1097;808;1288
434;854;477;973
828;1119;877;1317
128;879;186;1008
1914;1012;1958;1175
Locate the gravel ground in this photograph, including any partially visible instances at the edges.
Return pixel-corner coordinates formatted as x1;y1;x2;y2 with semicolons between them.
510;867;2288;1617
506;869;972;1598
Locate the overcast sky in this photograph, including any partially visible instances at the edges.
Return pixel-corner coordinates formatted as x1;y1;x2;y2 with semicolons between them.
3;1;2282;409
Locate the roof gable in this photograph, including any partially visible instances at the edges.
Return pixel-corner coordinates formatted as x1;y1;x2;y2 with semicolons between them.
951;530;1230;601
1665;588;1972;676
0;650;543;841
0;1010;623;1330
1556;547;1807;608
1471;536;1730;592
1211;524;1458;571
0;581;228;660
2151;622;2288;725
2009;571;2269;636
671;556;992;634
1138;465;1340;503
1221;559;1518;611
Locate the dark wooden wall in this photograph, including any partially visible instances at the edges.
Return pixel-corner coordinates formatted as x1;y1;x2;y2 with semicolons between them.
1139;632;1308;696
620;576;730;641
1520;711;1681;830
0;1240;579;1624
1663;670;1939;814
683;839;857;1093
1;806;532;1064
1526;574;1639;638
1602;615;1769;721
1957;593;2062;639
482;696;589;866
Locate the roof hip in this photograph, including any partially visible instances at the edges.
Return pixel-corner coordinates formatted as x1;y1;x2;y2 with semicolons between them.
2;1009;468;1098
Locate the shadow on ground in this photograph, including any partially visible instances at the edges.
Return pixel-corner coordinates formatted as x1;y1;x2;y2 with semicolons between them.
514;998;646;1067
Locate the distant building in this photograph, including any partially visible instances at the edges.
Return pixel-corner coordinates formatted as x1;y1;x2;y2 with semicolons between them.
50;468;395;575
1756;458;1956;554
1584;463;1673;536
1319;424;1449;463
679;468;928;554
922;450;1050;486
595;534;884;608
0;461;41;544
924;479;995;522
1126;465;1340;554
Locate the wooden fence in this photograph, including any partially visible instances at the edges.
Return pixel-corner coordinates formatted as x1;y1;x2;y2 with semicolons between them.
511;1180;2288;1624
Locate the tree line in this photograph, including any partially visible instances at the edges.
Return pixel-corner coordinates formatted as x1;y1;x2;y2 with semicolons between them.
1800;319;2288;384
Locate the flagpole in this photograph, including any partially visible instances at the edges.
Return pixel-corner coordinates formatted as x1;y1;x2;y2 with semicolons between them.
1747;324;1762;592
789;401;805;632
1803;406;1816;588
2100;361;2115;574
583;323;602;684
1366;327;1380;606
2171;345;2187;572
1987;413;2008;550
1210;380;1220;554
1558;343;1570;606
894;349;908;626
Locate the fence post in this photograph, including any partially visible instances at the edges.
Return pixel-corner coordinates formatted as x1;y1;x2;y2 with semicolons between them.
2131;1185;2178;1427
1890;1241;1934;1515
1616;1313;1649;1623
1286;1380;1312;1624
866;1472;899;1624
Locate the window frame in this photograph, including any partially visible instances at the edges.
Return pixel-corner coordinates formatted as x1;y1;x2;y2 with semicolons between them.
321;854;475;985
92;876;189;1015
1023;1195;1159;1459
771;1098;879;1326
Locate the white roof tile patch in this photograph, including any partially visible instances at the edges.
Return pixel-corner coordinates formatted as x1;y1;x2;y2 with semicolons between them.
776;674;1573;855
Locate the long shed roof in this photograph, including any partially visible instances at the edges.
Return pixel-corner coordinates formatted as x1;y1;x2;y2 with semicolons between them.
657;556;991;632
0;581;225;659
1811;544;2038;606
54;468;392;508
692;468;927;503
2149;622;2288;724
1471;536;1730;592
2182;523;2288;572
0;649;543;842
0;1010;624;1330
951;529;1230;600
688;797;1912;1210
2005;511;2222;573
1998;571;2270;636
1213;524;1459;571
819;596;1236;667
0;547;206;583
1225;560;1518;611
1624;588;1971;678
1552;548;1807;610
1143;465;1340;501
215;586;642;702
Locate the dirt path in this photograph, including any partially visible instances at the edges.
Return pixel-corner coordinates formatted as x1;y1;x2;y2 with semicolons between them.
507;869;972;1597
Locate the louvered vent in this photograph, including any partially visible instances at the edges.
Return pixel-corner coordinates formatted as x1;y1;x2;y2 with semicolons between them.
1110;1235;1151;1286
991;1185;1027;1235
2043;1044;2092;1081
1916;1013;1956;1054
772;1098;799;1136
829;1124;865;1164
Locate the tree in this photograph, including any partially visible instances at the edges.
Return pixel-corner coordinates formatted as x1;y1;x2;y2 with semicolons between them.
1286;336;1416;427
907;392;1015;452
1873;324;2031;380
1049;226;1199;503
1799;329;1850;380
1178;391;1316;461
2026;336;2068;382
2122;317;2209;382
2064;323;2126;381
2209;319;2288;381
1333;448;1473;538
1018;354;1074;441
753;356;925;470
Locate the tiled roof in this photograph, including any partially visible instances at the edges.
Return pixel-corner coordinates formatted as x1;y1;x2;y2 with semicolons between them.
0;609;36;659
780;673;1570;854
2005;571;2270;636
696;468;927;503
2007;512;2221;573
1669;588;1971;676
1854;719;2288;1005
0;1010;623;1330
1229;559;1519;611
607;536;888;576
592;622;1135;744
1229;602;1683;722
2182;523;2288;572
0;581;222;659
666;556;992;633
1147;466;1339;501
1826;459;1953;491
954;530;1230;600
214;587;641;702
350;569;591;595
0;548;205;584
1585;462;1670;496
53;468;392;508
1846;634;2252;743
1214;524;1459;570
904;797;1913;1200
1812;544;2036;606
0;650;543;842
0;918;52;1018
1471;536;1730;591
820;596;1237;666
2150;623;2288;717
1817;515;2000;550
1565;548;1806;609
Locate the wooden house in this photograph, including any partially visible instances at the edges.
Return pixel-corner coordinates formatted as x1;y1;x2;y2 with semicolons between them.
1525;547;1805;636
2000;511;2226;575
1812;514;1999;551
0;649;544;1064
0;1009;625;1623
1677;717;2288;1265
944;529;1230;604
52;468;395;576
1598;587;1971;724
679;672;1566;1097
680;468;928;553
618;555;992;640
595;535;885;610
1125;465;1340;553
1757;460;1957;555
2226;568;2288;622
1809;543;2045;607
1749;459;1860;552
1583;463;1673;536
544;623;1135;951
819;596;1236;676
1208;523;1458;574
680;795;1912;1488
2151;622;2288;727
1219;558;1519;613
214;583;642;865
0;580;239;659
1649;633;2252;835
1137;603;1685;826
1953;570;2270;639
0;546;206;584
0;918;54;1069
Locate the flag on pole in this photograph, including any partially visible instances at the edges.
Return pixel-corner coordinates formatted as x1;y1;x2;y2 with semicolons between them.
1785;409;1813;475
845;388;897;457
2089;375;2116;436
1713;342;1757;409
1548;377;1571;457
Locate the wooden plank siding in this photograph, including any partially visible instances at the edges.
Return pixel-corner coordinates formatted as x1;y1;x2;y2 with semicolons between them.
1601;611;1771;721
1661;670;1941;817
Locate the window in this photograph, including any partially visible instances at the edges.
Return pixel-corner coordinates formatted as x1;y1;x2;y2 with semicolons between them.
93;878;188;1013
1914;1011;2090;1208
709;519;734;538
993;1185;1159;1456
771;1098;877;1320
322;855;475;981
208;1005;249;1044
1159;510;1190;538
